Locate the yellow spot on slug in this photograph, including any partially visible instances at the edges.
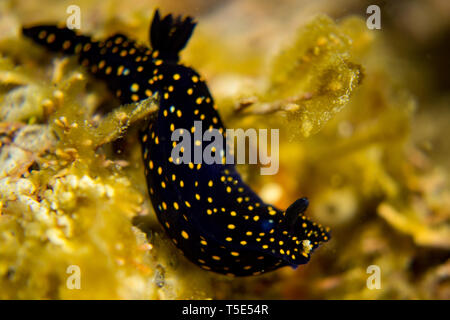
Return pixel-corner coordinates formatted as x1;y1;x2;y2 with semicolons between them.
47;34;56;43
131;83;139;92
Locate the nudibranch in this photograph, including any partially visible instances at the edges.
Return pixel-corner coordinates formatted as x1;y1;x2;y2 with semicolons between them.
23;9;330;276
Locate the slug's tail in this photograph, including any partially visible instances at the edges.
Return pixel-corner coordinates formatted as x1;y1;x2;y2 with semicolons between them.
150;9;196;62
22;25;91;55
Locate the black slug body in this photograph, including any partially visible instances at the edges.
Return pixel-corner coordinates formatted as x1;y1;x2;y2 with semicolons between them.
23;10;330;276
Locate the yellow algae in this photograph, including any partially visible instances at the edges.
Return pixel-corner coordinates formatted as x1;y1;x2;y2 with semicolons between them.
232;15;363;138
0;25;211;298
0;0;448;300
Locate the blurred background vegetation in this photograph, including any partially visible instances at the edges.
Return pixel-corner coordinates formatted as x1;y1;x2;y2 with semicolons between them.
0;0;448;299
